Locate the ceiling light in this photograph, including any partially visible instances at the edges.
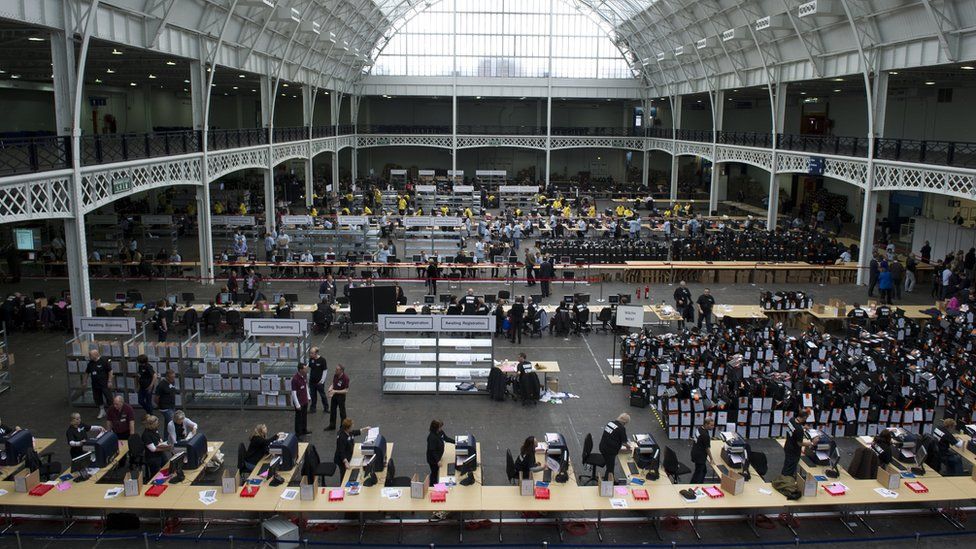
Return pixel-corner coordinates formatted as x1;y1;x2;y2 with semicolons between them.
10;74;20;79
239;74;245;78
833;89;841;92
166;60;176;66
292;95;297;98
890;71;898;75
799;91;806;95
961;66;975;70
282;83;289;87
27;37;45;42
184;79;190;83
0;69;5;74
130;82;137;86
95;78;102;84
112;48;123;55
148;74;156;79
832;78;843;81
323;91;329;95
106;68;115;74
925;81;935;85
223;92;228;96
475;96;481;99
183;88;188;92
251;89;256;92
696;99;702;103
281;93;286;96
733;89;739;92
232;86;238;90
519;96;526;100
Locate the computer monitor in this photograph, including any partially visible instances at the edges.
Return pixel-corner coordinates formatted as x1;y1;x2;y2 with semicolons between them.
913;443;928;475
219;292;232;304
81;431;119;468
2;430;33;466
493;256;505;264
484;294;496;304
284;293;298;304
559;256;571;265
439;294;453;304
575;294;590;305
618;293;631;305
269;433;299;470
412;254;423;263
530;294;543;304
71;451;94;480
174;433;208;470
167;450;187;484
325;252;337;261
562;295;575;304
126;291;143;303
181;293;194;305
424;295;436;305
609;294;620;305
458;453;478;486
272;293;285;304
166;295;178;306
362;253;374;263
114;292;127;303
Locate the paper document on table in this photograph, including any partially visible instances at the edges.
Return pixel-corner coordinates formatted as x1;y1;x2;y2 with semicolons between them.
901;450;915;460
381;488;401;499
815;451;830;462
546;457;560;473
104;487;123;499
610;498;628;509
349;457;364;468
728;453;744;465
858;435;874;444
280;488;298;500
874;487;898;499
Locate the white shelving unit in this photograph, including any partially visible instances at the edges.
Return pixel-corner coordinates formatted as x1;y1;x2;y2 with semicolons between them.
380;336;494;395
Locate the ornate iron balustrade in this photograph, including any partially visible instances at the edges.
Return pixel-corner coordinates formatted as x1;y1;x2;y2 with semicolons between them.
207;128;267;151
0;135;71;176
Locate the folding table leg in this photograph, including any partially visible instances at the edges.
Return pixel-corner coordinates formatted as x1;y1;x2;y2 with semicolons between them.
595;511;603;542
457;511;464;543
688;510;701;540
497;511;503;543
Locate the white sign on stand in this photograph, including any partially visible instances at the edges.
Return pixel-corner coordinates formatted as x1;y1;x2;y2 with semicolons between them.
415;185;437;192
280;215;313;226
212;215;256;227
389;169;407;176
378;315;494;333
140;215;173;225
616;305;645;328
79;317;136;335
244;319;308;337
437;316;495;333
337;215;368;226
378;315;435;332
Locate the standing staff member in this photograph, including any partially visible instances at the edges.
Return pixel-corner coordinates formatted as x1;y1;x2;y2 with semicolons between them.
690;418;715;483
105;395;136;441
599;413;630;480
324;364;350;431
426;420;455;486
696;289;716;331
136;354;157;415
333;418;371;480
291;363;311;437
308;347;328;414
84;349;113;419
782;409;814;476
153;369;179;428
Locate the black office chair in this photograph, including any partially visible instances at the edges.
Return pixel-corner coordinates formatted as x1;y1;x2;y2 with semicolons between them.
595;308;613;334
750;451;768;478
127;436;148;479
203;309;222;335
111;306;126;317
302;445;337;486
497;290;511;301
237;442;252;481
182;308;199;335
95;306;109;317
577;433;606;486
662;446;691;483
505;449;519;485
25;449;61;482
224;309;244;338
383;459;412;487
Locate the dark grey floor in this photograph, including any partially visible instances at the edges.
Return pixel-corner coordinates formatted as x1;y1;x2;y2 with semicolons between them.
0;269;957;547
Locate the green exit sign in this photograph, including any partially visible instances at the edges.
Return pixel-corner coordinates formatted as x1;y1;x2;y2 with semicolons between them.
112;176;132;194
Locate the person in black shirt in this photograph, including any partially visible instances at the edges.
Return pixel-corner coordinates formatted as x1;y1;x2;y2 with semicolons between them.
690;418;715;483
425;259;440;296
140;415;172;477
872;429;894;467
85;349;114;419
446;296;462;315
153;369;179;428
934;419;965;476
514;436;544;478
782;409;813;476
920;241;931;264
674;281;692;329
334;418;371;480
243;423;283;472
508;297;525;344
136;354;157;415
308;347;328;414
696;289;715;330
599;413;630;480
66;412;103;459
426;420;455;486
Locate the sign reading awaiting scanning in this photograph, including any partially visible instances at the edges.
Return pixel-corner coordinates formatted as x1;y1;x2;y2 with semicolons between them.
244;318;308;337
79;316;136;335
378;314;496;333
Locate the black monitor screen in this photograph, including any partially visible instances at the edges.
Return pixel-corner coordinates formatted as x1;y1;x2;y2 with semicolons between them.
424;295;436;304
439;294;453;304
609;295;620;304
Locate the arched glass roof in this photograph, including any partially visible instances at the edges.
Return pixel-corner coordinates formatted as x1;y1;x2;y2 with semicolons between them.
369;0;637;79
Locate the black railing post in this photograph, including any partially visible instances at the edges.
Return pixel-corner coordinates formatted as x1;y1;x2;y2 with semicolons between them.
920;141;927;163
94;135;103;164
28;139;39;172
895;139;902;161
947;142;955;166
62;135;72;169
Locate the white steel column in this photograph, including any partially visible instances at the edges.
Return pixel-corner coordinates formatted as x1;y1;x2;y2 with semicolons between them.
350;95;359;183
670;95;682;201
857;72;889;284
767;83;787;230
451;0;457;177
331;93;340;194
709;91;724;214
190;59;214;283
303;84;315;208
50;32;74;135
641;99;650;188
260;74;275;233
544;0;553;189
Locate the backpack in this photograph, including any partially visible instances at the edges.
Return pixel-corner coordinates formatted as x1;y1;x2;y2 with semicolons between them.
771;475;802;500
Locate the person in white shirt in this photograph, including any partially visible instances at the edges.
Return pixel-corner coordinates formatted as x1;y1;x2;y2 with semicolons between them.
839;250;852;263
663;219;672;238
167;410;198;445
276;232;290;254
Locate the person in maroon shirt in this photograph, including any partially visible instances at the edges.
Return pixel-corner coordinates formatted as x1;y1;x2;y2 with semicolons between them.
324;364;350;431
291;363;310;437
105;395;136;441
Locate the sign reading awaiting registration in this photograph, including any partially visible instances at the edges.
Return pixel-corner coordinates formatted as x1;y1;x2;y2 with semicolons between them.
79;316;136;335
112;176;132;195
244;318;308;337
378;314;495;333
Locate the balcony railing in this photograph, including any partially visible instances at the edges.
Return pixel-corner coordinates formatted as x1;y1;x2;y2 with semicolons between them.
2;125;975;177
0;134;71;176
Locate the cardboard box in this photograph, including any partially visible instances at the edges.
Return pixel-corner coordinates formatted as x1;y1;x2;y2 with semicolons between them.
877;465;900;491
599;474;615;497
546;377;559;393
124;470;142;497
828;276;840;285
14;468;38;493
797;471;817;497
720;469;744;496
812;304;826;313
519;474;534;497
410;473;429;499
300;476;317;501
221;469;239;494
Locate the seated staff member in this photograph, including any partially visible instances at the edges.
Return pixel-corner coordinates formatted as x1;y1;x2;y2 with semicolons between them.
782;409;814;476
242;424;285;473
847;303;869;335
105;395;136;441
141;415;172;477
689;418;715;484
599;413;630;480
426;420;455;486
513;436;545;478
0;417;21;437
333;418;372;480
933;418;965;476
167;410;199;446
66;412;104;459
871;429;895;467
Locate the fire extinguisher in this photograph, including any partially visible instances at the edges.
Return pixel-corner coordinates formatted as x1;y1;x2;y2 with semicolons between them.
644;286;650;300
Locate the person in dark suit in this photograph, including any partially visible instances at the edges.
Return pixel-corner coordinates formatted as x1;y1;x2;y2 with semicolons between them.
426;420;455;486
537;256;555;298
599;413;630;480
425;259;440;296
514;436;544;478
690;418;715;483
334;418;371;480
508;297;525;344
